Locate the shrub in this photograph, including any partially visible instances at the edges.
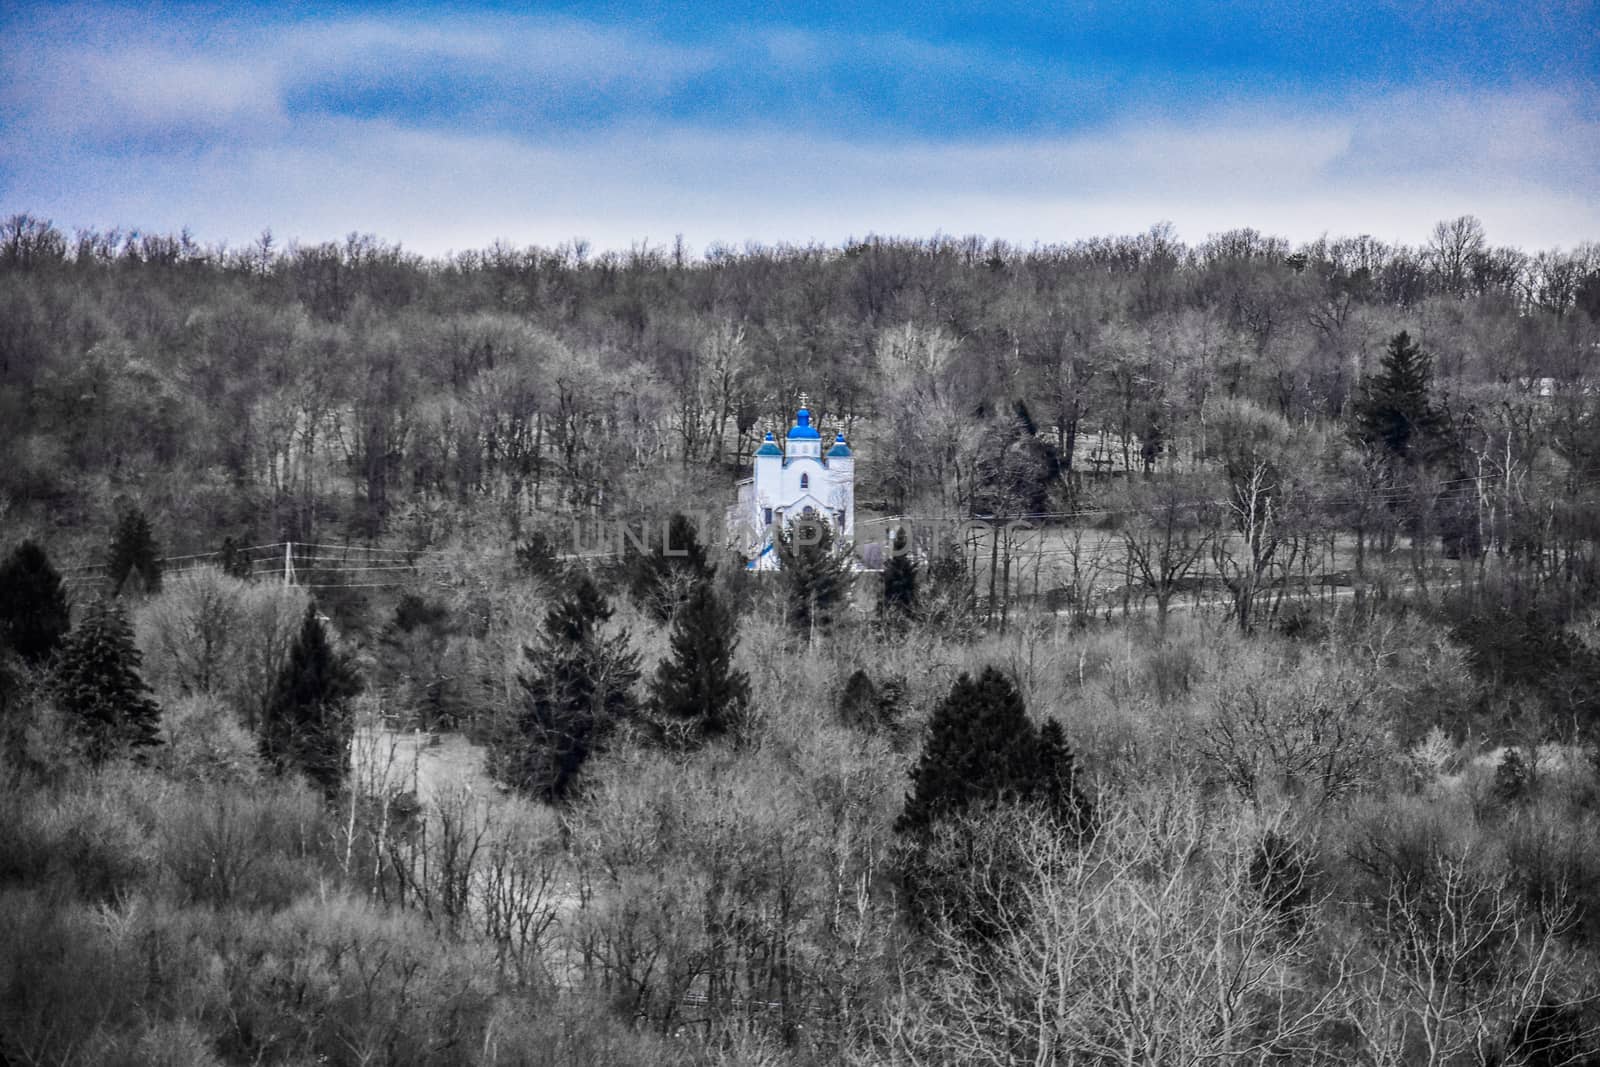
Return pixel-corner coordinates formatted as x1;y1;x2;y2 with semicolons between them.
0;891;138;1063
231;580;312;733
1200;653;1393;810
134;566;247;700
157;781;325;909
157;694;263;785
1450;605;1600;743
0;779;155;901
211;895;496;1066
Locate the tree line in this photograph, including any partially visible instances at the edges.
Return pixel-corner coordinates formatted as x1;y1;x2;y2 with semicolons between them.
2;212;1596;552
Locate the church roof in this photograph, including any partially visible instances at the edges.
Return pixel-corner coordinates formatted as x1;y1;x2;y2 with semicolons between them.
755;431;783;457
827;432;852;457
787;406;821;440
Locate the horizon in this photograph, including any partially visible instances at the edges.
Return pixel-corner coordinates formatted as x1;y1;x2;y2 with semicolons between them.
4;215;1594;264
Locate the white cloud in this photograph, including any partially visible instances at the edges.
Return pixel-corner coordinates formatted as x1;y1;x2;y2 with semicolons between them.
4;43;283;139
1;5;1594;254
0;10;716;142
7;89;1595;255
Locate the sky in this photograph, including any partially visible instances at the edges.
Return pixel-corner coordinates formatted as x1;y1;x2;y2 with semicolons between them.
1;1;1597;256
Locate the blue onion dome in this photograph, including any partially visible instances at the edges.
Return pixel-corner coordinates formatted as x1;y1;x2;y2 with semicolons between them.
827;432;852;458
788;406;821;440
755;431;783;456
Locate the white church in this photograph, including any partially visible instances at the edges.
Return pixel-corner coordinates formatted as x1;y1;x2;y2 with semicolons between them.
732;397;854;569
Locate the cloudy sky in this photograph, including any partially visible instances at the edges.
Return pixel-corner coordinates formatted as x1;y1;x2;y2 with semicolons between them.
2;1;1597;255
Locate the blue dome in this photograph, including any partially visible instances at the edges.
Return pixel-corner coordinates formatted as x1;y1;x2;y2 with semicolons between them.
826;432;852;458
787;406;821;440
755;431;783;457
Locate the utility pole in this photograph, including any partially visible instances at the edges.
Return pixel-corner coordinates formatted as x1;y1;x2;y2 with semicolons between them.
284;542;295;587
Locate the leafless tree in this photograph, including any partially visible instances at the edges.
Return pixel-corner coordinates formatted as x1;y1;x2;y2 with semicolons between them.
1120;479;1214;634
1342;849;1598;1066
1200;656;1392;810
885;795;1339;1065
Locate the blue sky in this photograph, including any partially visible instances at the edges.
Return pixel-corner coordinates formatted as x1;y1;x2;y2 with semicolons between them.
2;1;1597;254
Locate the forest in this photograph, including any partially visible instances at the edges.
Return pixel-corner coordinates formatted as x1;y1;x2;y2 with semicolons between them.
3;210;1600;1065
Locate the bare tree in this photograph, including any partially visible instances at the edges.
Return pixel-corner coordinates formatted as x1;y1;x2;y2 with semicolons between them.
886;795;1339;1065
1121;479;1214;634
1200;655;1392;810
1427;215;1487;297
1343;849;1597;1067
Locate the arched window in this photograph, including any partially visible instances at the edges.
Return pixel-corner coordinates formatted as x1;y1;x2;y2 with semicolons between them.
800;473;809;490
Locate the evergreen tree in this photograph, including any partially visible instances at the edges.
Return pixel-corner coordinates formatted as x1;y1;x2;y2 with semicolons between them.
260;605;362;798
515;528;564;582
837;668;880;731
219;536;253;581
496;576;640;801
896;667;1047;836
896;667;1093;939
880;526;917;621
54;598;161;765
107;507;162;595
1037;717;1096;837
0;540;71;665
973;407;1056;518
647;579;749;748
776;516;854;642
628;512;714;622
837;667;904;735
380;594;463;731
1353;331;1448;464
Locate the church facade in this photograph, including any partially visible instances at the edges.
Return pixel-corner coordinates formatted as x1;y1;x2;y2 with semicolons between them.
731;399;854;568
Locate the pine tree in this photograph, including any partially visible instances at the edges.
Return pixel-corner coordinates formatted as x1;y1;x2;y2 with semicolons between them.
515;529;564;582
628;512;714;622
837;668;880;731
0;540;71;665
497;576;640;801
880;527;916;621
896;667;1045;836
260;605;362;798
1353;331;1448;464
107;507;162;596
219;536;253;581
776;516;854;642
1037;717;1096;837
647;579;749;748
837;667;904;735
381;594;462;731
896;668;1093;939
54;598;162;765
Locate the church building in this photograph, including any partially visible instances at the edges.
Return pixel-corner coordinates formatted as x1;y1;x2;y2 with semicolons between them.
732;398;854;569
